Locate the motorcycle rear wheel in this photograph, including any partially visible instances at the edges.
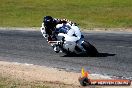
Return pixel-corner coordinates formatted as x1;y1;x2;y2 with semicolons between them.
82;41;98;56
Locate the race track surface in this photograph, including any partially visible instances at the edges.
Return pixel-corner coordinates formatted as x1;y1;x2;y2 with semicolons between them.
0;29;132;79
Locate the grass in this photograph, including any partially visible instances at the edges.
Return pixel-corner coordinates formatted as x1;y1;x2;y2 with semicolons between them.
0;76;81;88
0;76;50;88
0;0;132;28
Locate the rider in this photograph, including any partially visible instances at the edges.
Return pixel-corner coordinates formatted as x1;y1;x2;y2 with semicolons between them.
41;16;84;53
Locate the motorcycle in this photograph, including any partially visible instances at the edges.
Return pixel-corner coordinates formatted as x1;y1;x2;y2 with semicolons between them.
41;23;98;56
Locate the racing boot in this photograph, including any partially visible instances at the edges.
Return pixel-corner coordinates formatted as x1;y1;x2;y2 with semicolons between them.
76;38;86;52
53;44;60;53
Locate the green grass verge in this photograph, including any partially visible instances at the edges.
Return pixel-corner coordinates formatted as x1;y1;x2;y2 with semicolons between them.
0;0;132;28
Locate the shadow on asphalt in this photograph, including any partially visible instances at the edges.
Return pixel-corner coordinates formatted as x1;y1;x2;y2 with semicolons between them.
62;53;116;57
97;53;116;57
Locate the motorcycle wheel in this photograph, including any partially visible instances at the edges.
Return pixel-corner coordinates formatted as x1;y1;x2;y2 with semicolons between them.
82;41;98;56
79;77;91;86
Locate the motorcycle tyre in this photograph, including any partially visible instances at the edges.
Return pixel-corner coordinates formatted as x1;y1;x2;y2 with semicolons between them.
82;41;98;56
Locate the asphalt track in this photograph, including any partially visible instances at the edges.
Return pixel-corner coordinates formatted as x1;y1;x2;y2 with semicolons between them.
0;29;132;80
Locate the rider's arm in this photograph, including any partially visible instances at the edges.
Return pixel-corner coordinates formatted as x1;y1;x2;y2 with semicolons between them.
40;23;48;38
41;23;54;41
40;23;53;39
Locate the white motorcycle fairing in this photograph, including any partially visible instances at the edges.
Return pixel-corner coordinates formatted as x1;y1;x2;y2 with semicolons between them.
41;23;98;56
57;33;79;52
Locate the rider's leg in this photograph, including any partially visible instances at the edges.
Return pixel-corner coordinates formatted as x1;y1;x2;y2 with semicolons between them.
66;27;85;51
71;26;85;51
71;26;82;39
